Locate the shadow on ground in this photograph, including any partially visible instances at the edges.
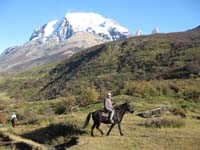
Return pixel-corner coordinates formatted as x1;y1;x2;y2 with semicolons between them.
54;137;79;150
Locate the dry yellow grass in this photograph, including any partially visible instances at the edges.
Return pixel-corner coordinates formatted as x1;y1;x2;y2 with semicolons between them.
1;96;200;150
1;110;200;150
71;113;200;150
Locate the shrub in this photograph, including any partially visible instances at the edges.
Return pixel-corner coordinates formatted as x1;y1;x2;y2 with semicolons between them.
54;105;66;114
63;94;76;108
54;94;76;114
145;117;185;128
170;108;187;118
183;88;200;102
79;87;99;106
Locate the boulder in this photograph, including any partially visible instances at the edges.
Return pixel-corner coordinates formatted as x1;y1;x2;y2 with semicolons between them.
137;106;169;118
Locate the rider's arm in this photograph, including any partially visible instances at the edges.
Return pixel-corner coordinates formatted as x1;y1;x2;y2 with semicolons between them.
105;98;109;109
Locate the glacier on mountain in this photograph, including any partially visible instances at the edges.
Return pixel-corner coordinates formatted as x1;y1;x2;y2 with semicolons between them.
29;12;131;43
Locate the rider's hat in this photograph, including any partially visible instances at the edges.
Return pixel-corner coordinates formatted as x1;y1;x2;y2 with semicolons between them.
107;92;112;96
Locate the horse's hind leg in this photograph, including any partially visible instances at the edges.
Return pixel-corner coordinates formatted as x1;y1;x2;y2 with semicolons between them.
91;123;96;137
96;123;104;136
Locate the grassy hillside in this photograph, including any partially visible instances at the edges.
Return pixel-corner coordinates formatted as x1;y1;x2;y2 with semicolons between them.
37;27;200;102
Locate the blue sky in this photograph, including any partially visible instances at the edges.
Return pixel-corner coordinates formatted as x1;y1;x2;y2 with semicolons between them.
0;0;199;54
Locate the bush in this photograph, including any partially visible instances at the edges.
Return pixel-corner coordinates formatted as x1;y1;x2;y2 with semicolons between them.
79;87;99;106
183;88;200;102
170;108;187;118
145;117;185;128
63;94;76;108
54;105;66;114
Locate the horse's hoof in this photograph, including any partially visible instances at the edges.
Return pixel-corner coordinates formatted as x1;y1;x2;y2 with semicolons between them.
120;133;124;136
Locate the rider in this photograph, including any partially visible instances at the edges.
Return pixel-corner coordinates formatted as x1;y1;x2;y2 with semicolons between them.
104;92;114;123
11;112;17;120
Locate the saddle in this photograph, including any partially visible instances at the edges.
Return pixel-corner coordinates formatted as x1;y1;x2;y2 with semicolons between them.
102;112;109;117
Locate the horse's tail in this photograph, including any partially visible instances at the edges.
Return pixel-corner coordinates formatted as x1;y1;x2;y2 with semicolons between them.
82;112;93;129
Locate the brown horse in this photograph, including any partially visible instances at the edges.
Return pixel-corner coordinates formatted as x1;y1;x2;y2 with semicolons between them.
11;118;17;127
82;102;134;136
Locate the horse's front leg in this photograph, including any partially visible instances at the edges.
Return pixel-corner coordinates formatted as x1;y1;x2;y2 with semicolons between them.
106;123;115;136
118;122;124;136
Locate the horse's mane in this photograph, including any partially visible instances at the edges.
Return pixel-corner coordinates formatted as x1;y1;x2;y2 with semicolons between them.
114;102;127;109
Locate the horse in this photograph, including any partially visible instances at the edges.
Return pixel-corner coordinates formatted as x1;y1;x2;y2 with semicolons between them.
11;118;17;128
82;102;134;136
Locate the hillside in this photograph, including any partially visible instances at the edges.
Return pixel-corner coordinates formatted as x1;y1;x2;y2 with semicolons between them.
38;26;200;100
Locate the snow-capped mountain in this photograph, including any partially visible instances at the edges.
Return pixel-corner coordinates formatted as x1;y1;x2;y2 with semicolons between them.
0;12;131;73
29;12;131;43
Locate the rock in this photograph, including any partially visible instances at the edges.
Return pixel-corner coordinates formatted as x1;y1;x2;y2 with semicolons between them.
145;117;162;128
137;106;169;118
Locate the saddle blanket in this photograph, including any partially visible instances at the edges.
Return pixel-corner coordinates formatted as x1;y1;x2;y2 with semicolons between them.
102;112;109;117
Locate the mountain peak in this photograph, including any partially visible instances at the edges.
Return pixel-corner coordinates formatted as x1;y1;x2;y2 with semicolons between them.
29;12;131;43
152;26;160;34
135;29;142;36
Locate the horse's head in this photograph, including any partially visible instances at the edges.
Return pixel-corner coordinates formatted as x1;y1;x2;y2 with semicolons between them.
124;102;134;113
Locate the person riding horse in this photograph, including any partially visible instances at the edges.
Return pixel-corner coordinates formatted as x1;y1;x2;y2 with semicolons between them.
82;102;134;136
11;112;17;127
104;92;115;123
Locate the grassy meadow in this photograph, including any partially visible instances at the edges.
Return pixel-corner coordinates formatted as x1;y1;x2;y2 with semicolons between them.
0;87;200;150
